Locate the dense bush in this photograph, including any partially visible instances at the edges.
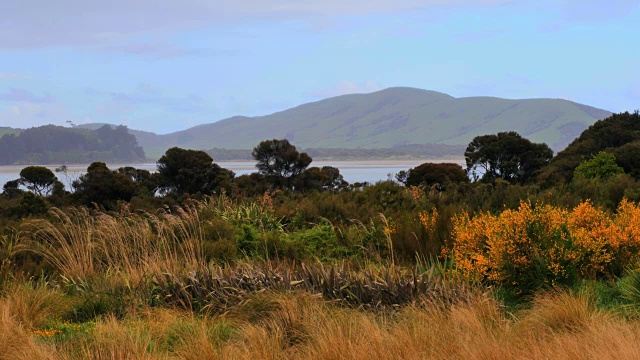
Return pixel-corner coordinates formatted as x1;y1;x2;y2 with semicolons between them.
452;200;640;294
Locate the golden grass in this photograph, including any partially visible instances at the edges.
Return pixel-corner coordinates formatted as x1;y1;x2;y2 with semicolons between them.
2;290;636;360
0;302;56;360
0;282;72;330
7;202;640;359
16;207;203;280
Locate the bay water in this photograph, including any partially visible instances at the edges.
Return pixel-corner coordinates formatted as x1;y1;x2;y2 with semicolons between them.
0;159;465;190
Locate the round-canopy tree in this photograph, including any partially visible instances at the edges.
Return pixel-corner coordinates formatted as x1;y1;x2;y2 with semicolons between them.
294;166;348;192
157;147;234;196
465;131;553;184
401;162;468;189
72;162;137;208
19;166;58;196
252;139;312;189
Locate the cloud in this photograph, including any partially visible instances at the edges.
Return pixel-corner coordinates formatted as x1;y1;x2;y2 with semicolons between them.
105;44;203;58
0;0;512;49
103;43;217;58
87;84;206;115
309;81;384;98
0;88;55;103
0;72;21;80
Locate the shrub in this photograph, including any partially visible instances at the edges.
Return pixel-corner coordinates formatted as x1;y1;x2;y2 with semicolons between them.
452;200;640;294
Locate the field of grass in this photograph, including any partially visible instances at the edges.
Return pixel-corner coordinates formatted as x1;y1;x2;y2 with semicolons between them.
3;191;640;359
6;284;640;359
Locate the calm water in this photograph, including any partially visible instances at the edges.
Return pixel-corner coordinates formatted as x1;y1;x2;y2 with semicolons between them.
0;160;465;190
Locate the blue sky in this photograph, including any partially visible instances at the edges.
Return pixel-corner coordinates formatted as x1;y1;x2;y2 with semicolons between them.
0;0;638;133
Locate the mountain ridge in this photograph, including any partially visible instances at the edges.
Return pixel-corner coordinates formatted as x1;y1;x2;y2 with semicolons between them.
42;87;615;159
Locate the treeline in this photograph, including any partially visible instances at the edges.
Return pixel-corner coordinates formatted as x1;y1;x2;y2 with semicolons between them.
207;144;466;161
1;111;639;218
0;124;146;165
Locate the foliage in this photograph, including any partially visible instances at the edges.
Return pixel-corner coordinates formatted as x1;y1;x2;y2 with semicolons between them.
0;124;145;165
151;261;473;313
2;179;23;198
398;162;468;189
452;200;640;294
614;140;640;180
19;166;58;196
293;166;348;192
252;139;312;189
72;162;137;208
540;111;640;183
157;147;234;196
574;151;624;179
465;131;553;183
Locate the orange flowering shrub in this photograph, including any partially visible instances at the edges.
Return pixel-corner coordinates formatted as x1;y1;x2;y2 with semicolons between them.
418;208;439;239
610;199;640;273
452;200;640;293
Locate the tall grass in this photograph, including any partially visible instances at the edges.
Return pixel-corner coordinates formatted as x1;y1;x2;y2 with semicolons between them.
6;198;640;358
16;207;204;280
5;289;640;359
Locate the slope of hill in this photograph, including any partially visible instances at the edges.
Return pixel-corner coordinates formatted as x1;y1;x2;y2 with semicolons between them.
0;127;21;137
80;87;612;159
126;88;610;157
0;125;146;165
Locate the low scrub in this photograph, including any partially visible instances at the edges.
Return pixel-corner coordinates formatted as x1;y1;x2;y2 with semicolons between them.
452;199;640;294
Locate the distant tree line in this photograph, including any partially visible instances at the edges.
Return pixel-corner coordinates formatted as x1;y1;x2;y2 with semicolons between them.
2;111;640;218
0;124;145;165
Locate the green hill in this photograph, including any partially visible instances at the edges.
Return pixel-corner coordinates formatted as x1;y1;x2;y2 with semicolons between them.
0;127;21;137
79;87;613;159
0;125;145;165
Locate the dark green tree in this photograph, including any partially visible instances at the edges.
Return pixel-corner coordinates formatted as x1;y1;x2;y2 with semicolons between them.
72;162;137;208
116;166;160;195
465;132;553;183
252;139;312;189
232;173;271;197
157;147;234;196
19;166;57;196
2;179;23;198
294;166;348;192
0;125;145;165
614;141;640;180
539;111;640;183
401;162;468;189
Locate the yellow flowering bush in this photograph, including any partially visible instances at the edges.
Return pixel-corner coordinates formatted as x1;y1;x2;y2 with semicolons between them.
452;200;640;293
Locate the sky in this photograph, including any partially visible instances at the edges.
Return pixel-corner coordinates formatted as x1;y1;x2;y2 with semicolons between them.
0;0;639;134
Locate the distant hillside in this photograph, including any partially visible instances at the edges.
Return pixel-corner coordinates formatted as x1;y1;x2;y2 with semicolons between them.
0;127;21;137
79;87;612;160
0;125;145;165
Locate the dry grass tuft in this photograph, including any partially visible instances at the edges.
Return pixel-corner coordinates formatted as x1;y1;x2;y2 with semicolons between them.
76;316;155;360
0;303;56;360
1;282;71;329
520;289;603;333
